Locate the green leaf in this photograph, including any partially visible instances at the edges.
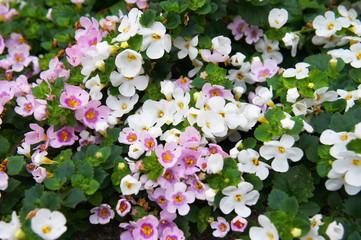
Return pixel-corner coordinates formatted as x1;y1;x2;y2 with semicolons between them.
84;180;100;195
195;3;212;14
323;99;346;113
0;136;10;154
139;9;157;27
206;174;224;189
88;191;103;206
279;197;299;217
40;191;61;211
304;54;332;71
272;165;314;202
51;5;73;27
5;178;21;192
330;112;357;132
24;184;44;203
237;1;271;25
242;137;257;149
63;188;87;208
298;134;319;162
254;124;273;142
143;151;164;181
6;156;24;176
348;231;361;240
127;34;143;51
349;68;361;83
160;1;179;12
344;195;361;218
190;77;205;88
197;206;211;233
187;0;206;10
44;177;62;191
205;63;227;85
347;139;361;154
299;0;324;9
268;188;289;210
299;202;321;217
56;160;75;181
78;162;94;179
164;11;181;29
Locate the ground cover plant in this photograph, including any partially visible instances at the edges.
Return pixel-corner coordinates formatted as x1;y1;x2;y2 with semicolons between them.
0;0;361;239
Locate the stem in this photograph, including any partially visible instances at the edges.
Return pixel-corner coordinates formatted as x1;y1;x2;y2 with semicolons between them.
294;27;315;35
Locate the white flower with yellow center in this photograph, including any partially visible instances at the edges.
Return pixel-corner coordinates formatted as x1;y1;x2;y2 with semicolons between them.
174;35;198;60
110;69;148;97
220;182;259;217
112;8;142;43
260;134;303;172
197;109;227;139
237;149;270;180
81;41;112;76
255;35;283;64
337;89;360;111
249;215;279;240
268;8;288;29
106;93;139;118
283;62;310;79
313;11;348;37
139;21;171;59
172;87;190;125
31;208;67;240
320;129;356;158
231;52;246;67
282;32;300;57
326;221;344;240
325;169;361;195
120;174;141;195
85;74;105;100
332;150;361;187
207;153;224;174
115;49;143;78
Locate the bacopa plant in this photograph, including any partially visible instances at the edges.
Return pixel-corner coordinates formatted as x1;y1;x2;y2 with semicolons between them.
0;0;361;239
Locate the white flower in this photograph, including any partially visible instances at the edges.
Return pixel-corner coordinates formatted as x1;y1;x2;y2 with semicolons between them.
304;87;338;106
332;151;361;187
188;59;203;78
106;93;139;118
283;62;310;79
268;8;288;29
110;70;148;97
255;35;283;64
128;141;145;159
313;34;347;49
112;8;142;42
231;52;246;67
172;88;190;125
160;80;175;101
320;129;356;158
228;61;253;91
115;49;143;78
286;87;300;103
197;109;227;139
207;153;224;174
0;171;9;190
31;208;67;240
313;11;348;37
300;228;325;240
174;35;198;60
85;74;104;100
338;5;357;25
139;21;171;59
120;174;142;195
212;36;232;56
337;89;360;111
280;116;295;130
282;32;300;57
260;134;303;172
81;41;112;76
0;211;22;240
326;221;344;240
219;182;259;217
309;214;324;231
249;215;279;240
325;169;361;195
237;149;270;180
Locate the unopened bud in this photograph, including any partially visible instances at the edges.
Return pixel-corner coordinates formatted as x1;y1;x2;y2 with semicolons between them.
193;91;200;102
308;82;315;88
118;162;126;171
330;58;337;70
208;216;214;223
14;229;26;239
95;152;103;159
291;228;301;238
224;178;230;183
95;60;105;72
120;41;129;49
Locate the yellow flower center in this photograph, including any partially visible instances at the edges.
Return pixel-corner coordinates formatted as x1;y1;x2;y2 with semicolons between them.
235;194;242;201
278;147;285;153
42;226;51;234
118;202;127;212
60;131;70;142
162;152;173;162
174;194;183;202
185;157;195;166
211;90;220;96
122;104;127;109
352;159;360;166
15;54;23;62
328;23;334;30
237;73;244;79
100;209;109;218
141;224;153;236
125;181;134;189
252;158;260;166
128;133;137;142
86;110;96;120
178;102;184;109
158;197;166;205
146;140;154;149
267;46;272;52
180;77;188;84
357;53;361;61
164;171;173;180
24;103;32;112
152;34;161;41
185;43;190;49
127;54;137;61
235;220;243;228
219;223;227;232
341;135;348;141
67;98;79;108
268;232;274;240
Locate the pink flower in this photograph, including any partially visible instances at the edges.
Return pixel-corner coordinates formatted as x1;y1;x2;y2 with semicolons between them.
245;25;263;44
174;76;192;92
158;210;177;235
116;199;131;217
40;57;70;82
125;0;148;9
0;34;4;54
77;30;102;50
231;216;248;232
60;85;89;110
5;33;25;48
32;166;48;183
160;226;185;240
186;177;206;200
157;169;179;189
66;45;84;67
0;59;11;70
177;148;201;177
132;215;159;240
149;188;168;210
178;126;201;148
46;126;78;148
211;217;230;238
0;80;15;105
201;83;233;100
75;17;100;40
7;44;32;72
165;182;195;216
250;58;279;82
89;204;115;224
14;75;31;97
155;142;181;169
208;143;230;158
201;49;229;63
227;16;249;41
0;171;9;190
118;128;140;145
33;99;48;121
139;131;157;153
24;123;46;145
75;100;110;129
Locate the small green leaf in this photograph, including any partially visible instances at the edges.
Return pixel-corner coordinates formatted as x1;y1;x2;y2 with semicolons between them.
349;68;361;83
78;162;94;179
164;11;181;29
268;188;289;210
139;9;157;27
242;137;257;149
40;191;61;211
299;202;321;217
197;206;211;233
88;191;103;206
347;139;361;154
254;124;273;142
127;34;143;51
243;174;263;191
63;188;87;208
190;77;205;88
6;156;24;176
44;177;62;191
344;195;361;218
279;197;299;217
0;136;10;154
